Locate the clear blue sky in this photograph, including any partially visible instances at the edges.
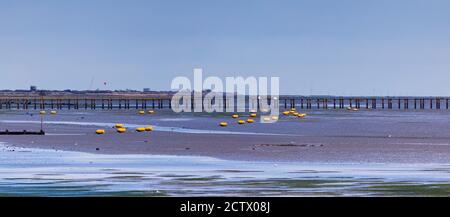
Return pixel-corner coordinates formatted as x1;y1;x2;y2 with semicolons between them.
1;0;449;95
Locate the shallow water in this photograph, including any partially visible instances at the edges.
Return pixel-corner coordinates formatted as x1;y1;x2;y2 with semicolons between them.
0;144;449;196
0;119;290;136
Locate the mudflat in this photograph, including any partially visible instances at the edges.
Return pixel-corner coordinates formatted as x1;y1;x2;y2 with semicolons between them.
1;109;450;163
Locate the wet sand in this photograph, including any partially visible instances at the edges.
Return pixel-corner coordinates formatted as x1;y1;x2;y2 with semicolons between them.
3;143;450;196
1;110;450;163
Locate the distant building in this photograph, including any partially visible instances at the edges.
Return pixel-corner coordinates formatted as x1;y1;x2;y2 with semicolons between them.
143;88;151;92
30;86;37;92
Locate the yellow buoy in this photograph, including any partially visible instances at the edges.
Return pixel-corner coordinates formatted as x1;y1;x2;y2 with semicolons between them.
115;124;124;128
283;111;290;115
238;120;246;124
136;127;145;132
39;111;46;115
293;112;299;116
138;110;145;115
271;116;279;120
297;113;307;118
148;110;155;114
219;122;228;127
232;114;239;118
250;113;257;117
50;111;57;115
145;126;153;131
95;129;105;135
246;118;254;123
117;128;126;133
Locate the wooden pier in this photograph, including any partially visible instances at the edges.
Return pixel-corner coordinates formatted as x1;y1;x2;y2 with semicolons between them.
0;96;172;110
0;95;449;111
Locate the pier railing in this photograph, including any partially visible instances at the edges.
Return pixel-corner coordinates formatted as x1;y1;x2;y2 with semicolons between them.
0;96;449;111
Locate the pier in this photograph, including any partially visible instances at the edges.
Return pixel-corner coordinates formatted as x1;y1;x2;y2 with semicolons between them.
0;95;449;111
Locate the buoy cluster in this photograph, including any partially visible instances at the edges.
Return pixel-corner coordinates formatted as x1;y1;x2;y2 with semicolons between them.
95;124;153;134
219;111;281;127
346;107;359;111
39;110;58;115
282;108;307;118
234;113;257;126
138;110;156;115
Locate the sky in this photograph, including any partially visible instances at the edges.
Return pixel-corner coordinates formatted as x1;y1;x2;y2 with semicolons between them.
0;0;449;96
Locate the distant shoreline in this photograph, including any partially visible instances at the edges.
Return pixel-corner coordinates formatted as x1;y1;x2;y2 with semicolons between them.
1;89;449;98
